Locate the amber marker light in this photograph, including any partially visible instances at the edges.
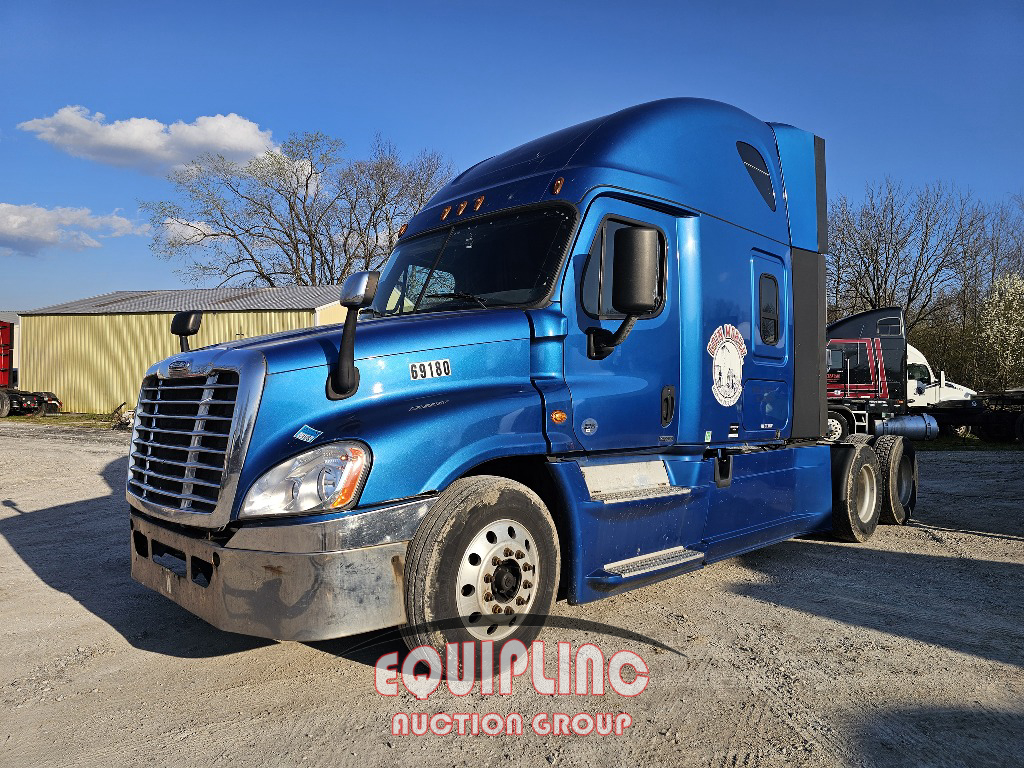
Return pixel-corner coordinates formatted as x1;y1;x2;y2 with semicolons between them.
328;445;369;509
441;206;452;220
457;200;468;215
397;223;408;237
552;177;564;195
550;410;568;424
473;195;485;211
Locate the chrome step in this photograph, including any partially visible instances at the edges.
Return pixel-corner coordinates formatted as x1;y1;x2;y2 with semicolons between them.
590;485;691;504
581;459;690;504
604;546;704;578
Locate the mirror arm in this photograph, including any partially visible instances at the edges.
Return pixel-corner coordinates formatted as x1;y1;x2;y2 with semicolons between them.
327;270;379;401
587;315;638;360
329;309;361;399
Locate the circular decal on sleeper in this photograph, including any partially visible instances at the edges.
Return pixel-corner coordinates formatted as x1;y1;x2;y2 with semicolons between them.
706;324;747;407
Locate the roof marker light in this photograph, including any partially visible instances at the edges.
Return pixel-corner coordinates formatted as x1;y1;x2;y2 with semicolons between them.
552;177;564;195
397;223;408;237
473;196;485;211
441;206;452;221
457;200;468;215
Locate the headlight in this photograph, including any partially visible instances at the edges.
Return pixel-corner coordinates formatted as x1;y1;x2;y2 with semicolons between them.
239;442;370;519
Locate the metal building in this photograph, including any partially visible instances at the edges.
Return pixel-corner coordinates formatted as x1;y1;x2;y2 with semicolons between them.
19;286;345;414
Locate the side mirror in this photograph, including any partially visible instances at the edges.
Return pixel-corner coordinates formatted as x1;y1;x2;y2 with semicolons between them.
170;310;203;353
588;227;660;359
340;271;380;308
611;227;659;315
330;271;381;399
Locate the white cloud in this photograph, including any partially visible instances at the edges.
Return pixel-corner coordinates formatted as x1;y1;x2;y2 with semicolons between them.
0;203;149;256
18;106;275;174
161;217;216;246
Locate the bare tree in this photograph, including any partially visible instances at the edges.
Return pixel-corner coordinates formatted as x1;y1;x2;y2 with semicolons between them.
827;179;982;333
828;180;1024;389
142;133;454;287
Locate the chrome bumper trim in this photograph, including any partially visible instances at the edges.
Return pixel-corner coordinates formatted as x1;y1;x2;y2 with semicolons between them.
225;496;433;553
130;513;409;641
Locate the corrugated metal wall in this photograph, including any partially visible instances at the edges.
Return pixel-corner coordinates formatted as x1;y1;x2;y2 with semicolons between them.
20;310;314;413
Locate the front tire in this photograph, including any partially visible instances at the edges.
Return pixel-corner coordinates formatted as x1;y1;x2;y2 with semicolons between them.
401;475;560;661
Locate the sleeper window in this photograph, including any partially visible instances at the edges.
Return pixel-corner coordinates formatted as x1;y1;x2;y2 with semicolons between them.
759;273;779;345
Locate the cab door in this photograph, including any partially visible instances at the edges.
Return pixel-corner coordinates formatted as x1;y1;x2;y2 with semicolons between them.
562;199;681;451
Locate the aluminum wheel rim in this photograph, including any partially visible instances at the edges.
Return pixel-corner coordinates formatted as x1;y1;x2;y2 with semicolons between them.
455;517;539;641
826;417;844;442
897;455;914;506
856;464;877;523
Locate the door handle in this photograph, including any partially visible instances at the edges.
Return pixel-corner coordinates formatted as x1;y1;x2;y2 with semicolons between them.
661;386;676;427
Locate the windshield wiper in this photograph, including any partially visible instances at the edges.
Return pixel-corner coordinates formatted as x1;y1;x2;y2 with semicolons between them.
423;292;489;309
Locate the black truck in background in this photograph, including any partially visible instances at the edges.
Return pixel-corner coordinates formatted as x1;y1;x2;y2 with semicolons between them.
825;307;1023;443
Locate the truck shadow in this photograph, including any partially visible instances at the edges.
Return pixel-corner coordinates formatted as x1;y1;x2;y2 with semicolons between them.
850;705;1024;766
732;538;1024;668
0;456;271;658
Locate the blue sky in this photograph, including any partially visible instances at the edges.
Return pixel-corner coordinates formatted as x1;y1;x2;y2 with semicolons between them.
1;0;1021;311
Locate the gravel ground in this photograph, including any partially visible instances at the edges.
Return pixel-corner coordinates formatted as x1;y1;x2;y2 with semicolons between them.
0;422;1021;767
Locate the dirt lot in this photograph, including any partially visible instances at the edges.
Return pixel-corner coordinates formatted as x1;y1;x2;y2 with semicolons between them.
1;422;1021;768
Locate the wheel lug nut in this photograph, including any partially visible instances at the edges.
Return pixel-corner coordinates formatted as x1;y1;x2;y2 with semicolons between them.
516;597;527;605
484;592;493;602
492;606;502;614
523;580;532;589
492;556;501;566
523;564;533;572
515;550;525;559
483;573;492;583
504;548;514;557
504;606;514;615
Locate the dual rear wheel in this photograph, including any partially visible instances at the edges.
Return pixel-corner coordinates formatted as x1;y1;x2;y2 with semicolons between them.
832;435;918;541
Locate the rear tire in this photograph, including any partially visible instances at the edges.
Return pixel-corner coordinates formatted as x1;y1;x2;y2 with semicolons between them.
874;435;917;525
0;392;10;418
842;433;874;446
831;443;881;543
826;410;850;442
401;475;560;666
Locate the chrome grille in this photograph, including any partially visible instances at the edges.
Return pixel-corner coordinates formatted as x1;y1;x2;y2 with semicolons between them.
128;370;239;514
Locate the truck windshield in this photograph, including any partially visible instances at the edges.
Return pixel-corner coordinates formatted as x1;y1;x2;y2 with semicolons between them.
907;363;931;384
371;206;576;315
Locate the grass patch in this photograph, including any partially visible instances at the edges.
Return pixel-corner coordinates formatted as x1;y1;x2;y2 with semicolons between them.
3;412;118;429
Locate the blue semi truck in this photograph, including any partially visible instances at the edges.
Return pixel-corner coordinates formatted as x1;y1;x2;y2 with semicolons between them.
127;98;920;651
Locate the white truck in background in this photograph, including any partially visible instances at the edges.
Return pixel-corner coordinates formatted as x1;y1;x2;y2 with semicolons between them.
906;343;975;408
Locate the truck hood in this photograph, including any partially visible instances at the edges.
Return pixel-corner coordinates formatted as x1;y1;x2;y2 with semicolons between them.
208;308;533;375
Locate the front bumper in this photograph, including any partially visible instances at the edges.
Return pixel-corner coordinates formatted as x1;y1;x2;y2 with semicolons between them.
130;499;430;641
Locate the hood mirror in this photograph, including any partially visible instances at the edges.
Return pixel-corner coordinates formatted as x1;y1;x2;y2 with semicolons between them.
170;310;203;353
329;271;380;400
340;271;380;308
